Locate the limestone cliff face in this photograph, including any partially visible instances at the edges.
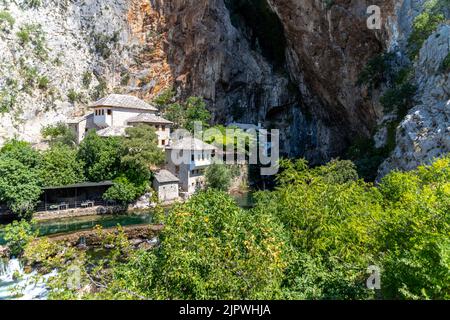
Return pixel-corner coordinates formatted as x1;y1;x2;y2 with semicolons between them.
378;23;450;176
152;0;395;161
1;0;449;174
0;0;170;145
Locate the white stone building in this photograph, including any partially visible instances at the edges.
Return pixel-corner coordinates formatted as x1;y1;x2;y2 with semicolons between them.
127;113;173;148
68;94;172;147
165;137;217;195
152;170;180;203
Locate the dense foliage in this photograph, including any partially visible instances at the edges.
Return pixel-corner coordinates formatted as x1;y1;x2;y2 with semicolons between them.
14;155;449;300
0;141;42;217
205;163;232;191
39;144;85;187
41;122;77;147
77;131;123;182
155;93;212;131
0;124;162;214
3;220;38;256
407;0;448;60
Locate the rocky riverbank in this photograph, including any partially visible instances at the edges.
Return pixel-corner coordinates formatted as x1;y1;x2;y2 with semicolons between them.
47;224;163;249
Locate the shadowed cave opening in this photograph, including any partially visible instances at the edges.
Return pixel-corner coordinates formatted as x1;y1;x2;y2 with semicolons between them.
224;0;287;70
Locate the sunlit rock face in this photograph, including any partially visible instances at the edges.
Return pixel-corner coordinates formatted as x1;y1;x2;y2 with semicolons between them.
1;0;448;173
378;24;450;177
152;0;396;162
0;0;170;145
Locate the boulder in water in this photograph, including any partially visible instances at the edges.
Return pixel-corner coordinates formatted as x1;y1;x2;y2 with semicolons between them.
0;245;10;258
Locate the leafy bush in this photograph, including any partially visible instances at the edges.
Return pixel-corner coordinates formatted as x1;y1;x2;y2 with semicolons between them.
0;10;15;32
407;1;446;60
67;89;80;103
41;122;77;147
205;163;232;191
16;24;48;59
4;220;38;257
82;71;92;89
357;53;395;88
38;75;49;90
103;177;138;205
91;76;107;100
152;88;175;111
21;0;42;9
380;82;417;119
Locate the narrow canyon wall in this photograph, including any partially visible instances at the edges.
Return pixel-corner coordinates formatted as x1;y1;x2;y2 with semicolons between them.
152;0;395;162
0;0;170;145
0;0;448;174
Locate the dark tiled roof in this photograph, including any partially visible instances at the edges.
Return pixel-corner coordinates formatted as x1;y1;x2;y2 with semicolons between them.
154;170;180;183
166;137;216;151
89;94;157;111
42;181;114;190
127;113;173;125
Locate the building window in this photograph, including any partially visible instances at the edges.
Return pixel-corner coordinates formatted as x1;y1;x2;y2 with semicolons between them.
162;125;165;131
101;109;105;115
107;109;112;115
161;139;166;145
191;154;195;162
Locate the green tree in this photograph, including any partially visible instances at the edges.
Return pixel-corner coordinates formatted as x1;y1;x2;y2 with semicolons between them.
4;220;37;256
40;144;85;187
162;96;211;131
184;96;211;131
121;125;164;186
407;4;446;60
376;157;450;299
0;157;42;217
205;163;232;191
77;131;123;182
41;122;77;147
152;88;175;112
0;139;41;168
102;177;138;205
164;102;186;129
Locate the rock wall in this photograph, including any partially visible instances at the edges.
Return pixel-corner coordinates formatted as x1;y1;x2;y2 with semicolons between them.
0;0;448;174
0;0;171;145
379;23;450;176
152;0;397;162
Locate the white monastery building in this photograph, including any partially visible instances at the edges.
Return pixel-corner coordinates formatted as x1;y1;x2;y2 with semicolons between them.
165;137;217;195
68;94;173;148
67;94;218;203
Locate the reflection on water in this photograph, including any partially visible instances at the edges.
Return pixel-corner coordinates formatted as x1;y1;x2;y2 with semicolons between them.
0;213;154;245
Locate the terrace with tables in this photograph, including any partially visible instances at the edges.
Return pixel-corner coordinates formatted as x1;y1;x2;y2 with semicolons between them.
36;181;116;212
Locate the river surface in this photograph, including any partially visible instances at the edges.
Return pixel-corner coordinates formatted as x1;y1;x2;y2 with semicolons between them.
0;212;154;245
0;193;253;299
